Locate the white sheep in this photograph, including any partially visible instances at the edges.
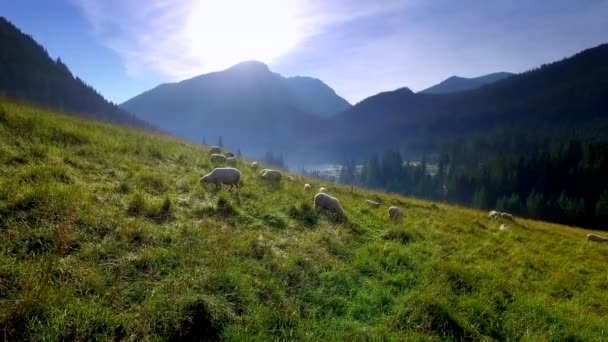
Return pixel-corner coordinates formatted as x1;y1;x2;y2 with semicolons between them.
500;212;514;221
388;206;403;222
208;146;222;155
200;167;241;191
261;169;282;182
226;156;237;166
210;153;227;163
314;192;345;216
251;162;259;170
499;224;509;231
587;234;608;243
319;187;327;193
365;200;380;208
303;183;312;191
287;176;295;182
488;210;500;220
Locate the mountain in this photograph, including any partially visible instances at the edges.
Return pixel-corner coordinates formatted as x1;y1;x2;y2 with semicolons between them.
318;44;608;159
283;76;351;117
0;17;151;129
121;61;350;156
420;72;514;94
1;97;605;340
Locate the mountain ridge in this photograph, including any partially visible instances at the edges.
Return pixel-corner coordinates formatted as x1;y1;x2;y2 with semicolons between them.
121;60;350;156
420;72;514;94
0;17;152;130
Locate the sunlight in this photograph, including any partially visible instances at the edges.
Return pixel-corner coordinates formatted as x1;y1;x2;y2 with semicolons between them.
183;0;311;71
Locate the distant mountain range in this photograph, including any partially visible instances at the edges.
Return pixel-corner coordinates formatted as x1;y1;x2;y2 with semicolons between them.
0;17;151;130
121;61;350;156
420;72;514;94
2;16;607;166
314;44;608;160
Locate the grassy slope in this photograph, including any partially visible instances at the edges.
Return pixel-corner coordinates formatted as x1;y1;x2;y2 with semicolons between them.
0;99;607;341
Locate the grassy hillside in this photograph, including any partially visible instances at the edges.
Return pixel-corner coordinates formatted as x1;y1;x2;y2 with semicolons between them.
0;99;607;341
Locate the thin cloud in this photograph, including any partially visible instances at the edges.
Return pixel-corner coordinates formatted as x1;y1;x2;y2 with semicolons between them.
72;0;409;81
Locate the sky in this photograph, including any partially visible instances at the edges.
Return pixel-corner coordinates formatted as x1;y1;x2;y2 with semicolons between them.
1;0;607;104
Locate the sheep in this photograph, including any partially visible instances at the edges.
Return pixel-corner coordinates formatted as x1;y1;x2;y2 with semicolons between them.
319;187;327;193
488;210;500;220
303;183;312;191
365;200;380;208
388;206;403;222
226;152;235;158
499;224;509;232
258;169;270;176
251;162;259;170
261;169;282;181
226;156;237;166
500;212;515;221
287;176;295;182
587;234;608;243
210;153;227;163
314;192;345;216
200;167;241;191
208;146;222;155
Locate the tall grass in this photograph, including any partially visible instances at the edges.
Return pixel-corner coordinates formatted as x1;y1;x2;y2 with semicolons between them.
0;99;607;340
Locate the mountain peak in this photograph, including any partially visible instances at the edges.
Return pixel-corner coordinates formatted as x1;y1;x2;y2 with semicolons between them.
226;60;270;73
421;72;514;94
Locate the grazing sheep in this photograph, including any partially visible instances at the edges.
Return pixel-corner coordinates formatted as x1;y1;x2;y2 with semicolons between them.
208;146;222;155
210;153;227;163
258;169;270;176
304;183;312;191
287;176;295;182
499;224;509;231
251;162;259;170
261;169;282;181
488;210;500;220
587;234;608;243
226;152;235;158
365;200;380;208
319;187;327;193
200;167;241;191
500;212;514;221
226;156;237;166
314;192;345;216
388;206;403;222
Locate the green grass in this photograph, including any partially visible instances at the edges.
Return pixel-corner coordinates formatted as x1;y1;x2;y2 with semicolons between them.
1;99;607;341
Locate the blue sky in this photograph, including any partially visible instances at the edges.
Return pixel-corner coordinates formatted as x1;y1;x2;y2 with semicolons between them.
2;0;607;104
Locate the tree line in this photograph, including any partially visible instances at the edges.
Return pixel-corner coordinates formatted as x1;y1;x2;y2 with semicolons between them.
339;137;608;230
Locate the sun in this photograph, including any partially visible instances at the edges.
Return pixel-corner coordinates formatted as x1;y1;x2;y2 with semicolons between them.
183;0;311;72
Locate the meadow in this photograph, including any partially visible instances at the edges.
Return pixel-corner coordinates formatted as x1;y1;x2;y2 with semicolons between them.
0;99;607;341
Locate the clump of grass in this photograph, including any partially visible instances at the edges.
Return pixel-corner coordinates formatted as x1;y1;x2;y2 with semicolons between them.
115;181;130;194
261;213;288;229
216;195;239;218
4;182;77;225
126;192;174;223
384;228;414;244
394;293;477;340
288;202;318;227
147;145;164;160
138;172;167;195
147;195;175;223
127;191;148;216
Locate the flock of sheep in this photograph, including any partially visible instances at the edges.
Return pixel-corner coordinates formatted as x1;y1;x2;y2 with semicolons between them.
201;146;608;240
199;146;405;222
488;210;608;242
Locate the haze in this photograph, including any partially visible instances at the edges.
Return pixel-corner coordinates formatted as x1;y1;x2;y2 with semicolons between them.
2;0;607;104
